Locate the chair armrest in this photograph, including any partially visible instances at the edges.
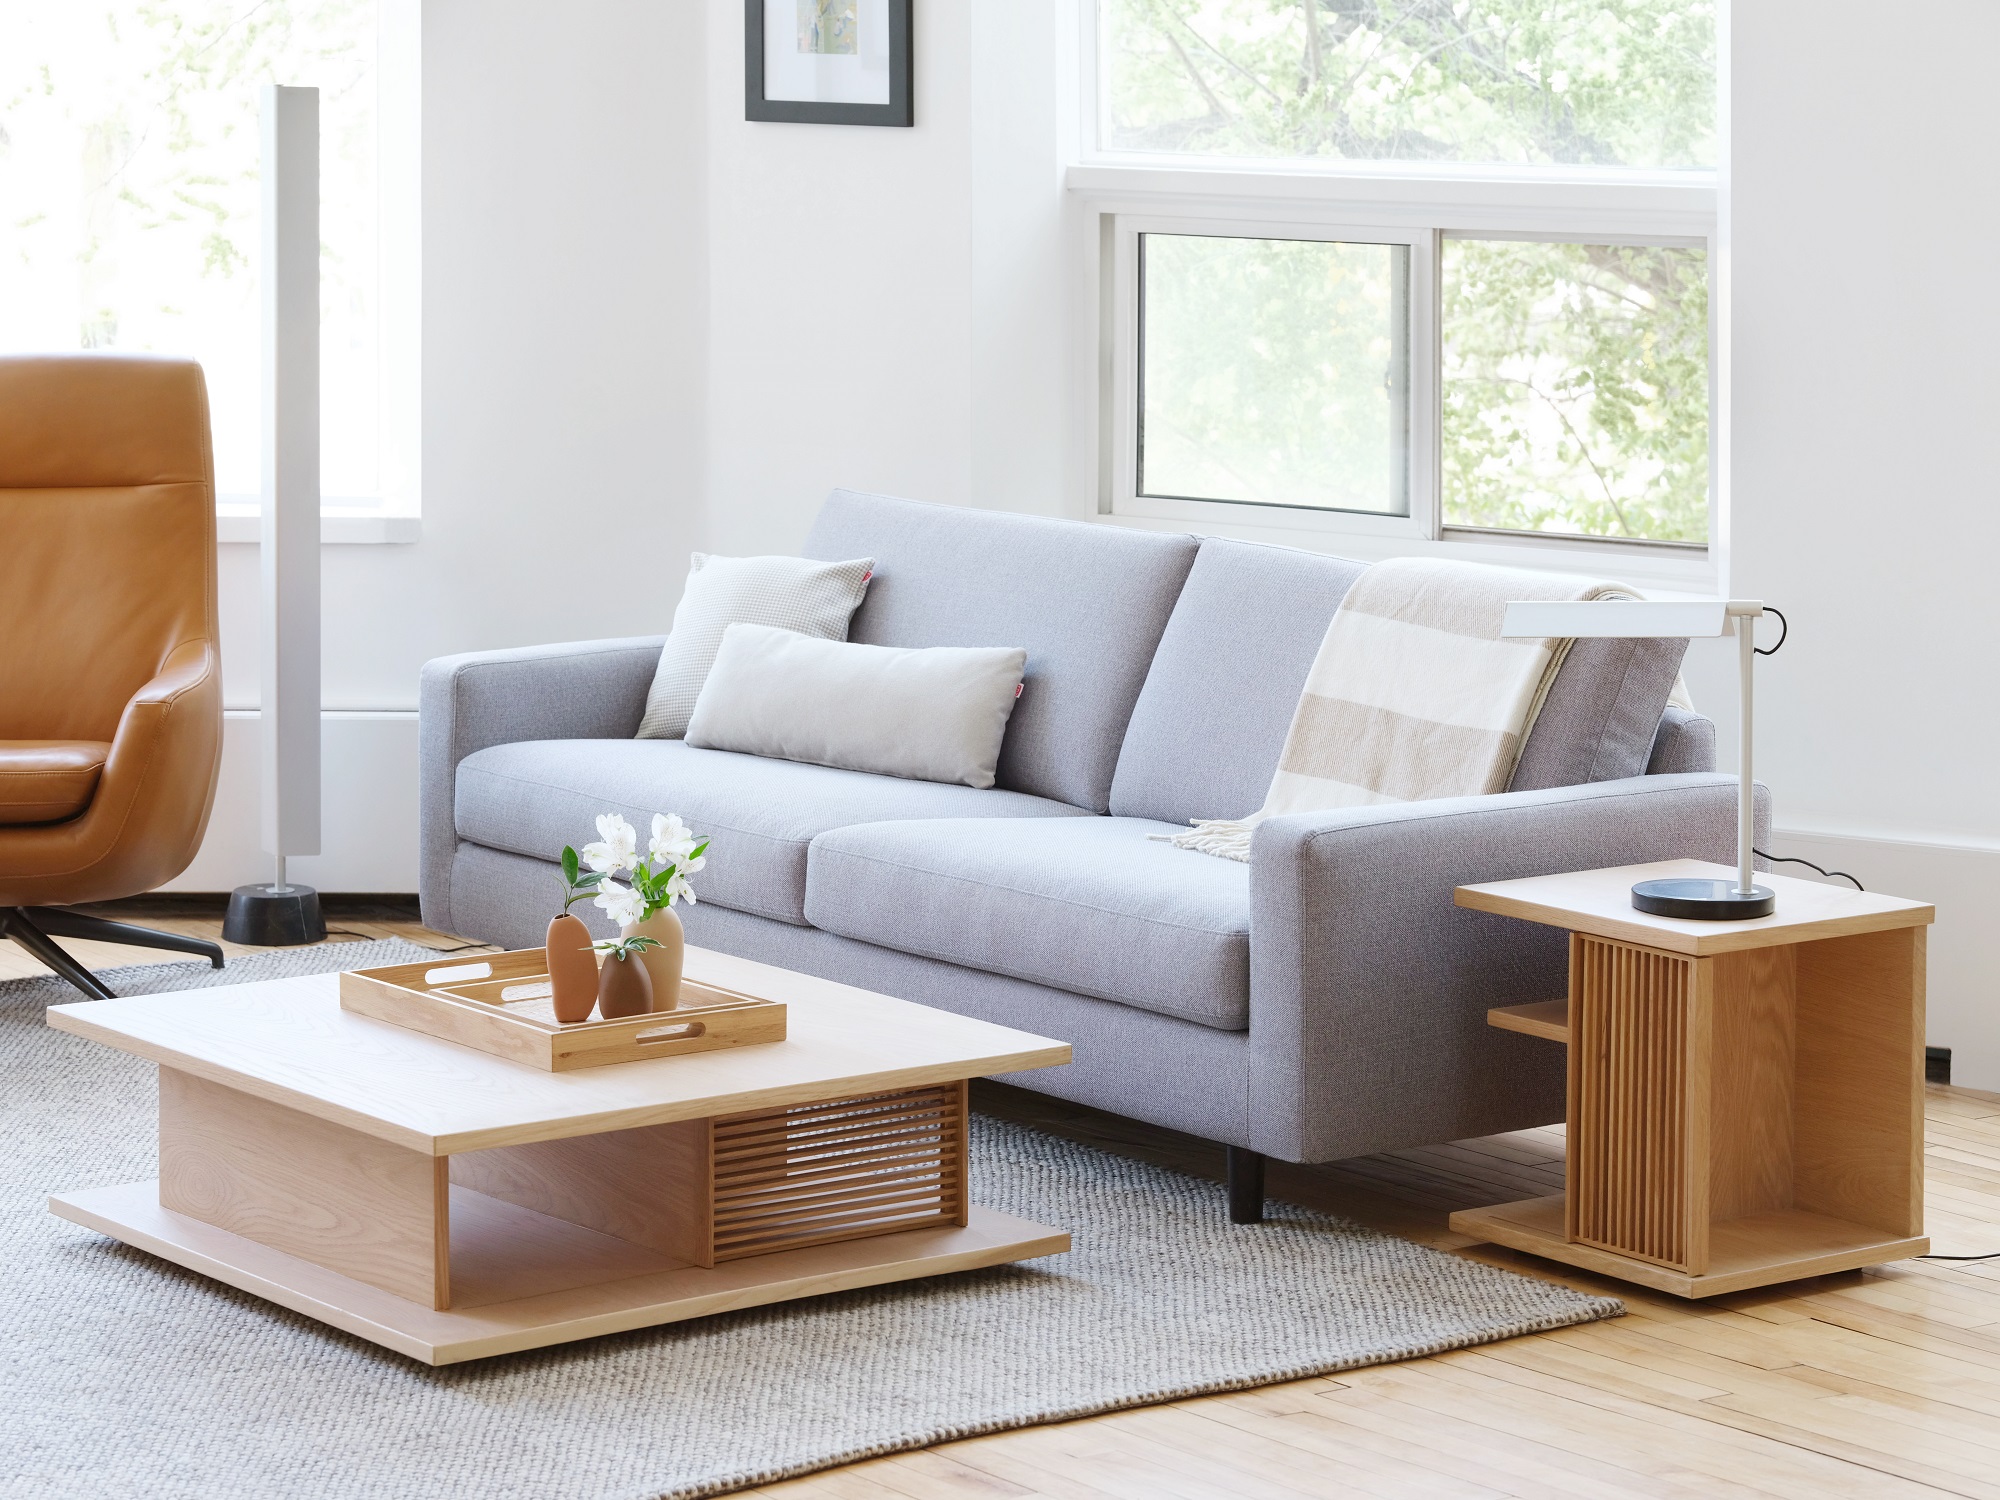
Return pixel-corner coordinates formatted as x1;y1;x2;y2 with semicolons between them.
418;636;664;934
0;639;223;907
1245;772;1768;1163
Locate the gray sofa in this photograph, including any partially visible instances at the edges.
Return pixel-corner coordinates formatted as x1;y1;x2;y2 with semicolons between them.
420;491;1762;1214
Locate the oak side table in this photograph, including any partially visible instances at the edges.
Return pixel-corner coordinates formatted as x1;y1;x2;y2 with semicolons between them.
1449;858;1934;1298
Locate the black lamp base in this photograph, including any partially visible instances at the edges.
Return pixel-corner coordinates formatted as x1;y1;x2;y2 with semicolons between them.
222;883;327;946
1631;877;1775;921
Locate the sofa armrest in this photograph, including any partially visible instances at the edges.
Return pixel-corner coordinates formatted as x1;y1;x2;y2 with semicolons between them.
1246;772;1768;1163
418;636;664;934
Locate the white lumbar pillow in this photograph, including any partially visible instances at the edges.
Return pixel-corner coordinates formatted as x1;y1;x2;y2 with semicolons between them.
636;553;874;740
684;623;1028;789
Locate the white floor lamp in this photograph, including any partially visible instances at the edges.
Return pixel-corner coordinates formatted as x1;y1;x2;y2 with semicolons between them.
1501;598;1777;921
223;85;326;946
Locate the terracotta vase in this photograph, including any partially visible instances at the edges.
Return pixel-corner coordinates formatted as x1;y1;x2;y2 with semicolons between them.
545;913;600;1024
620;907;685;1011
596;951;654;1018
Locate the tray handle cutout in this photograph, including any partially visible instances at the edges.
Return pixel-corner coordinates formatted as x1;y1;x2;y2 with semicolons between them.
499;982;554;1003
633;1021;707;1044
423;961;493;987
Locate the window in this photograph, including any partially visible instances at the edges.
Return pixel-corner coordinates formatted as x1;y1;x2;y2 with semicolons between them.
1138;232;1411;515
1098;0;1715;170
1085;2;1718;561
0;0;418;516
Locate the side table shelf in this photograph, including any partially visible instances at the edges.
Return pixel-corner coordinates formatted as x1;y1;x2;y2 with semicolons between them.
1450;859;1934;1299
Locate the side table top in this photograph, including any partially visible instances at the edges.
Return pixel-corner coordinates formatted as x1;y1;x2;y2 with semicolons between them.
45;945;1070;1155
1456;858;1934;956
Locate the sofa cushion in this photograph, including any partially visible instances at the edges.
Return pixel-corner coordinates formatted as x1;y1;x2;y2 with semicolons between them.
455;739;1090;925
803;490;1199;814
805;817;1251;1029
1110;536;1692;825
1109;539;1368;825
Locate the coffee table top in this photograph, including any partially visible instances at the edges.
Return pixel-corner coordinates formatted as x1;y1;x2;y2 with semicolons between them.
1455;858;1934;956
47;945;1070;1155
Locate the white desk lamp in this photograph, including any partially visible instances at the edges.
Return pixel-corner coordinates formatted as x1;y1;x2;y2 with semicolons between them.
1500;598;1776;920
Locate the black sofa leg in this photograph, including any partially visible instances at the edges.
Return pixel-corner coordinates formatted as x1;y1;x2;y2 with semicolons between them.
24;906;226;970
1226;1144;1265;1224
0;908;117;1000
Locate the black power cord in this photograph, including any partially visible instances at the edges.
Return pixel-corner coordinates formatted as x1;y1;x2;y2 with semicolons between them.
1753;605;1789;656
1752;850;1864;891
1920;1251;2000;1262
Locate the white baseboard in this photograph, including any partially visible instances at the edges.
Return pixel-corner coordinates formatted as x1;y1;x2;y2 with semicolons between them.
162;711;420;895
1767;825;2000;1093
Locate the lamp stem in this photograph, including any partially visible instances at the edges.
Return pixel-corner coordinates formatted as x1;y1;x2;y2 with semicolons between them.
1738;611;1755;896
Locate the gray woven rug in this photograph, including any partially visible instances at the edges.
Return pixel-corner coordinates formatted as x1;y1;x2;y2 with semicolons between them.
3;939;1619;1500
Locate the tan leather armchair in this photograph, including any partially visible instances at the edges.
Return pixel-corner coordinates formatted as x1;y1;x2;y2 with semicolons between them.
0;354;227;996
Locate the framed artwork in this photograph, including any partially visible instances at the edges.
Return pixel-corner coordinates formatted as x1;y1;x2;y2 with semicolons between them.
745;0;912;127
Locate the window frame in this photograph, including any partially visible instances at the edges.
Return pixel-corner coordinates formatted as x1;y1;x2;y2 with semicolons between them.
1111;213;1438;541
1072;4;1722;589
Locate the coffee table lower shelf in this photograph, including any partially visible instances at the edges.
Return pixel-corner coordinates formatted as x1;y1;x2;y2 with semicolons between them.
1450;1193;1927;1299
53;1182;1068;1366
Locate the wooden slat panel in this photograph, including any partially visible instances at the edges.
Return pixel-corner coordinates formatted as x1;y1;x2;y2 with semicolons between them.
1570;934;1694;1270
707;1083;968;1262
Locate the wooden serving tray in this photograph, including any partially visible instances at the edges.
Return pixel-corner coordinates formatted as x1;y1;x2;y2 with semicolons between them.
337;948;786;1072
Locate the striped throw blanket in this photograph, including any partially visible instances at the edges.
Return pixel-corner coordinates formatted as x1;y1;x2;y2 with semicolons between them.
1169;556;1633;862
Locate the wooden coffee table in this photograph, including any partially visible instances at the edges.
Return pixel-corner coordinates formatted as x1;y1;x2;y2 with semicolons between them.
47;945;1072;1365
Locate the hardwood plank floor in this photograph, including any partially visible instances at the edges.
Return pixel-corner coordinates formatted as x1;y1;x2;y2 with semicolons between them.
12;900;2000;1497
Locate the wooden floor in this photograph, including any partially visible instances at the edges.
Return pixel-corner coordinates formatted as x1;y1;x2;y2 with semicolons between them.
14;903;2000;1499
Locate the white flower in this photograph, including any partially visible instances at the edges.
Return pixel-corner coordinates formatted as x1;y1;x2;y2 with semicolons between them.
593;880;646;928
648;811;698;865
580;812;638;874
665;870;698;907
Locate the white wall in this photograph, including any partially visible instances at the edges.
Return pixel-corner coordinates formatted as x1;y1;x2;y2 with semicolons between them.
1727;1;2000;1085
701;0;974;555
172;0;708;891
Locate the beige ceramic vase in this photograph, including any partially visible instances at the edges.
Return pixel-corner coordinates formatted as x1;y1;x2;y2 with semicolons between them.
620;907;685;1011
545;912;599;1024
595;949;654;1018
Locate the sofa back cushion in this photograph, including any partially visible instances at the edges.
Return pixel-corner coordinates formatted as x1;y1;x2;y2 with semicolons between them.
802;490;1199;812
1110;536;1693;826
1109;539;1367;824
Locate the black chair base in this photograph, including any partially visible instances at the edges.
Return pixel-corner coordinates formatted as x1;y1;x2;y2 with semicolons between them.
0;905;225;1001
1226;1144;1266;1224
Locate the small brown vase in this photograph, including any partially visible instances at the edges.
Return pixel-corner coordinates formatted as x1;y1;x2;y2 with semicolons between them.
545;912;598;1024
596;951;654;1019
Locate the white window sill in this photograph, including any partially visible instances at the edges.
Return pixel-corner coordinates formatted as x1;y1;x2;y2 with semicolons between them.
1100;502;1719;594
216;506;421;545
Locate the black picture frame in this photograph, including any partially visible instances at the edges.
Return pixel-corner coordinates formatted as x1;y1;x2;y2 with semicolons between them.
745;0;912;127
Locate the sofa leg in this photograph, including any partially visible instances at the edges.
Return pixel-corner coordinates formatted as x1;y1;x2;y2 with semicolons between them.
25;906;227;970
1226;1145;1265;1224
0;909;117;1000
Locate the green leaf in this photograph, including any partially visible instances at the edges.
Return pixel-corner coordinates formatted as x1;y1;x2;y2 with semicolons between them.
561;846;579;886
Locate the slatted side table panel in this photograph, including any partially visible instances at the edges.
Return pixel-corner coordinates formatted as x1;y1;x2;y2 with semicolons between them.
709;1081;969;1262
1567;933;1699;1271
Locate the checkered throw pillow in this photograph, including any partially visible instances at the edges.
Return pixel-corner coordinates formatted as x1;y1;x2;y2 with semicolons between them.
635;553;874;739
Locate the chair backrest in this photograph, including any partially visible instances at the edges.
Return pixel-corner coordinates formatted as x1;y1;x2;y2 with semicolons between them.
802;490;1199;812
0;355;218;742
1110;536;1707;826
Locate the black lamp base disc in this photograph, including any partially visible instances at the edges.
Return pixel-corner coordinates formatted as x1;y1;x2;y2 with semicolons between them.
1631;877;1775;921
222;883;327;946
